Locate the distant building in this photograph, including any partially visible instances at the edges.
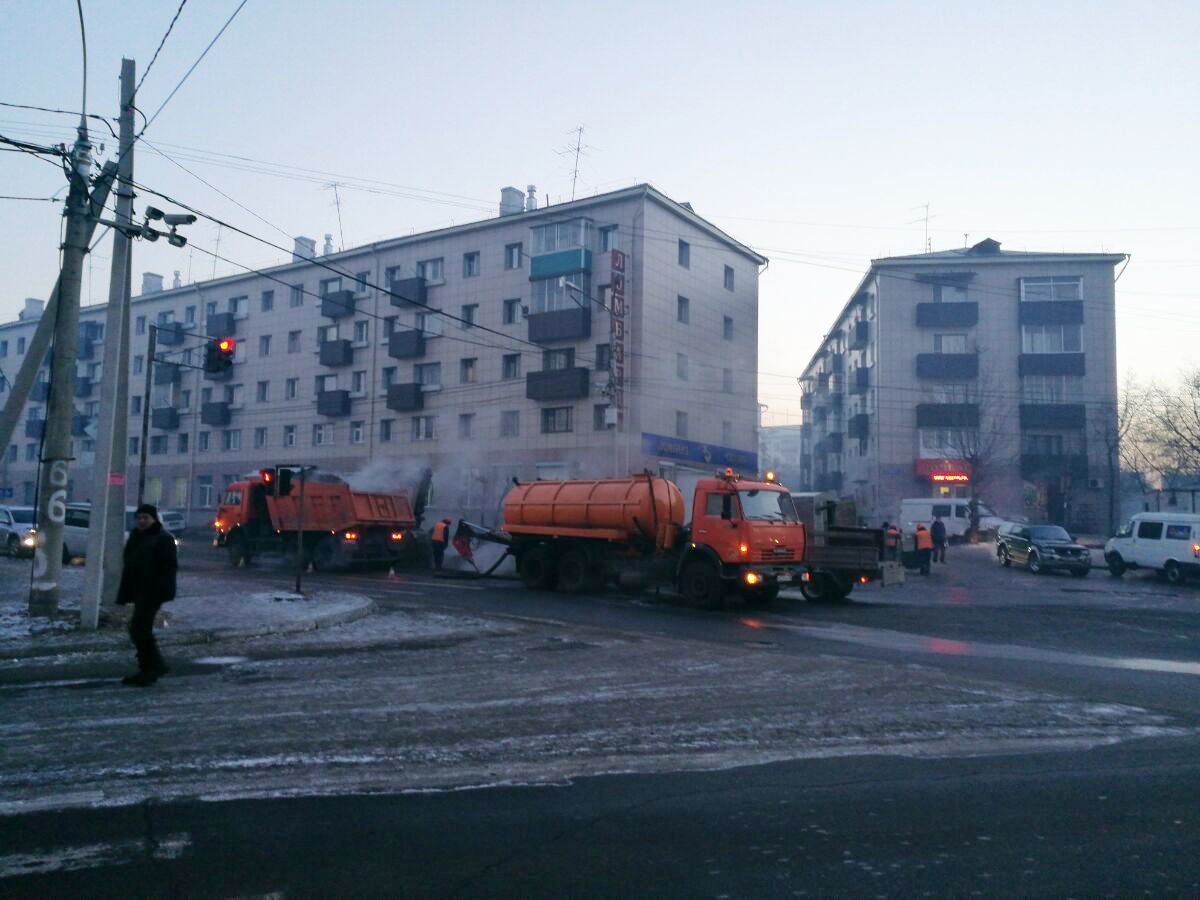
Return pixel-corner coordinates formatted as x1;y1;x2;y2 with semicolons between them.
0;184;765;525
796;238;1126;531
759;424;805;491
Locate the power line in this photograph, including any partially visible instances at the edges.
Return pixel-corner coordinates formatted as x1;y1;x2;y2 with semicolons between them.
133;0;189;99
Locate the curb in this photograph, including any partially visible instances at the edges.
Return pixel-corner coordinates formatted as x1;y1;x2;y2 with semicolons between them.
0;596;376;662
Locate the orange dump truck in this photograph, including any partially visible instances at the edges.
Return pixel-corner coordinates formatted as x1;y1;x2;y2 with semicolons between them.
213;470;422;569
497;470;806;607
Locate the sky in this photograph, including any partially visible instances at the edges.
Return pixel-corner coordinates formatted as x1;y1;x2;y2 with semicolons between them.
1;0;1196;426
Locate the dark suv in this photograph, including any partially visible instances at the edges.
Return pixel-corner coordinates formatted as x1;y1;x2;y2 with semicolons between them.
997;524;1091;577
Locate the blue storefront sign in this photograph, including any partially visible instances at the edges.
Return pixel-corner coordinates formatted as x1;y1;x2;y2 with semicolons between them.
641;432;758;471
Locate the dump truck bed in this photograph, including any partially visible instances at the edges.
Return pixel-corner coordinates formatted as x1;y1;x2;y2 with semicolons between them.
265;486;415;532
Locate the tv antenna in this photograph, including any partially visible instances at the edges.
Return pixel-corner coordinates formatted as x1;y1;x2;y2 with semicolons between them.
906;203;936;253
557;126;592;200
325;182;346;251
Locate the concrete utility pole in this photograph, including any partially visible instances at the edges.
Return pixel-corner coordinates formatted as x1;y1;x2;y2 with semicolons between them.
81;59;136;629
137;324;157;505
29;118;94;615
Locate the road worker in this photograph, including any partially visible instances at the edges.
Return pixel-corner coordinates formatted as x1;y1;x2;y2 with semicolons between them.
430;517;452;571
914;524;934;575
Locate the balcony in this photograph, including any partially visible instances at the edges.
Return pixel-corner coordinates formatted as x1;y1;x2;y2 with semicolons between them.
1020;453;1089;480
316;389;351;417
24;419;45;440
154;363;182;386
848;367;871;395
916;403;979;428
848;413;870;440
388;276;427;308
71;415;91;437
151;407;180;430
387;329;426;360
816;471;844;492
1019;301;1084;325
849;291;870;308
1018;353;1085;377
79;321;102;340
816;373;830;393
530;248;593;281
74;376;93;399
77;338;96;361
916;353;978;379
849;320;870;350
32;381;50;402
825;432;844;453
916;302;979;328
203;363;232;382
828;353;844;374
206;312;236;337
321;290;356;319
1020;403;1087;429
319;339;353;367
528;307;591;343
386;382;424;412
156;322;186;346
800;394;814;410
200;401;231;427
526;366;590;402
830;393;844;412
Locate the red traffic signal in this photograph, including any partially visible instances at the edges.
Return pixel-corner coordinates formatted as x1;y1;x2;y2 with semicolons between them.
259;467;275;486
204;337;235;374
217;338;235;353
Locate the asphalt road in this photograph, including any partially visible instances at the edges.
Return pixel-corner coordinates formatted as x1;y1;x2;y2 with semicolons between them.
2;541;1198;897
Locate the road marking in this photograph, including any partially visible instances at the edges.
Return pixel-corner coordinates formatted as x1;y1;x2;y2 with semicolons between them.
0;833;191;877
764;620;1200;677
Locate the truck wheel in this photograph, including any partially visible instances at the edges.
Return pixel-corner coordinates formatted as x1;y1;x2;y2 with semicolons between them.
681;560;724;609
519;545;556;590
556;549;592;594
801;572;845;604
1106;553;1126;577
312;535;338;572
227;532;249;567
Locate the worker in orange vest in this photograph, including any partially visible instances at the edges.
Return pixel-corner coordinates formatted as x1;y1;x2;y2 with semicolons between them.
430;518;452;570
914;524;934;575
882;521;900;561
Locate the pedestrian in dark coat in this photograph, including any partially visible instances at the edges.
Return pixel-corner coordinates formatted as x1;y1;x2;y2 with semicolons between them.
930;516;948;564
116;503;178;686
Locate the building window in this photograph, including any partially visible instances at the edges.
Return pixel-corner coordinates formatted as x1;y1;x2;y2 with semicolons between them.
722;368;733;393
594;404;610;430
205;300;217;316
253;427;267;449
228;295;248;318
289;284;304;307
933;333;968;353
382;366;396;389
415;308;445;336
319;276;342;297
458;413;474;439
256;380;270;403
544;348;574;371
0;341;7;357
677;239;690;268
675;411;688;438
317;323;339;344
933;283;968;303
177;433;189;454
383;316;398;338
285;377;298;400
353;320;369;344
315;374;337;394
130;395;142;415
599;225;618;253
500;410;519;437
258;334;271;357
288;330;302;353
920;428;967;458
541;407;572;434
379;418;393;442
184;306;196;325
135;315;146;336
198;431;210;452
1022;375;1084;403
133;355;144;375
416;258;444;283
676;353;688;381
412;415;437;441
724;265;735;291
595;344;610;371
352;370;367;394
17;337;26;354
530;272;588;314
222;429;241;451
1020;276;1082;302
676;296;690;324
504;243;523;270
460;304;478;329
723;316;734;341
415;362;441;389
283;424;296;447
460;358;477;384
355;272;370;295
1022;431;1083;455
531;219;591;254
722;421;733;445
24;443;36;462
128;436;140;456
463;251;480;278
197;475;214;508
350;421;365;444
1021;324;1082;354
502;354;521;380
260;290;274;312
503;298;522;324
312;423;332;446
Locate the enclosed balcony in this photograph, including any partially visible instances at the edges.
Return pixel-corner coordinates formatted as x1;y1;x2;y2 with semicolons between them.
1018;353;1085;377
848;413;870;440
388;277;427;308
156;322;186;346
74;376;93;399
386;382;423;412
916;302;979;328
77;338;96;361
1020;453;1088;480
530;248;592;280
1019;403;1087;429
200;401;231;427
915;403;980;428
316;389;351;417
849;320;870;350
526;366;590;402
151;407;180;430
321;290;356;319
848;367;871;395
387;329;426;360
32;381;50;403
154;363;182;386
71;414;91;437
319;338;353;367
816;471;844;492
916;353;978;379
25;418;45;439
527;307;591;343
1019;301;1084;325
206;312;236;337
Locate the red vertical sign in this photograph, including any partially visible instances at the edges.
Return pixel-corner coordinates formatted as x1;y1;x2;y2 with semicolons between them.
610;250;627;429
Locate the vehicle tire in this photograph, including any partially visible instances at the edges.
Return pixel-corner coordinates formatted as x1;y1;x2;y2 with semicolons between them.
1106;552;1126;577
835;576;855;600
801;572;844;603
999;546;1012;568
1164;561;1184;586
5;534;17;557
227;532;250;568
1070;567;1090;578
680;559;724;609
519;545;557;590
556;548;590;593
1027;551;1042;574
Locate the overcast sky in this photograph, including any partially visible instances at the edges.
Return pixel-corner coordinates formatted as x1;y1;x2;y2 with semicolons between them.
1;0;1196;425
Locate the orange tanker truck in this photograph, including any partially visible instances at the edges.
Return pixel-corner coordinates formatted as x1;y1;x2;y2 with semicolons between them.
212;466;428;569
468;469;807;607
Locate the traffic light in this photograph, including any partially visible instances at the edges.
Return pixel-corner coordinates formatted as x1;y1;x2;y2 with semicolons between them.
203;337;235;374
276;466;295;496
259;467;277;494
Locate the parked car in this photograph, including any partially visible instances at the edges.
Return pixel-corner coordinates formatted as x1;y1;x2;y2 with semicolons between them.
5;504;184;563
899;498;1011;539
0;505;38;557
997;524;1091;576
1105;513;1200;585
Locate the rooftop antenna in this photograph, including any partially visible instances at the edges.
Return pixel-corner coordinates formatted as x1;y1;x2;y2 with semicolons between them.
325;182;346;251
963;233;970;247
211;223;222;279
557;126;591;201
906;203;934;253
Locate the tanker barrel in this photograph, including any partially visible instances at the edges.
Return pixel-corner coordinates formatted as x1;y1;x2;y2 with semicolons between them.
455;519;512;546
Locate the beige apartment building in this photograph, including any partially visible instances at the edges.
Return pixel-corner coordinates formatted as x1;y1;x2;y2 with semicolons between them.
797;238;1126;531
0;184;765;526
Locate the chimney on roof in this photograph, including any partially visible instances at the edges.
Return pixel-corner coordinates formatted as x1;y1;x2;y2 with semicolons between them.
293;236;316;261
141;272;163;295
969;238;1001;255
525;185;538;212
322;233;334;256
499;186;524;217
172;270;182;289
18;298;44;321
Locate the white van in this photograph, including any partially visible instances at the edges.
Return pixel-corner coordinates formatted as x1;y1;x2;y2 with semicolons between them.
899;498;1009;538
1104;513;1200;585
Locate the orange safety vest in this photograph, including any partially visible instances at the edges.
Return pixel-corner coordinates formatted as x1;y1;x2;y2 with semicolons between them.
915;528;933;551
885;527;899;547
431;520;448;543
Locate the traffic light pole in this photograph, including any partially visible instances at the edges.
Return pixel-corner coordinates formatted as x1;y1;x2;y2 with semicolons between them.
137;324;157;506
295;466;308;595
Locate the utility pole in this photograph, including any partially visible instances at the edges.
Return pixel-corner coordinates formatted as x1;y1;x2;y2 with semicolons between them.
137;325;157;505
81;58;136;629
29;118;94;615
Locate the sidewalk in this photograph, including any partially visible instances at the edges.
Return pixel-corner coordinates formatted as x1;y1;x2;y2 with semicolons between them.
0;559;374;662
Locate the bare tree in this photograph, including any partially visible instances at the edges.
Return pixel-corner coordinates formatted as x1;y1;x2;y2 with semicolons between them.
1144;369;1200;476
1091;374;1153;534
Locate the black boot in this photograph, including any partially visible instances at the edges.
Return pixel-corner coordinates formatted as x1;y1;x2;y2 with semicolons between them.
121;670;159;687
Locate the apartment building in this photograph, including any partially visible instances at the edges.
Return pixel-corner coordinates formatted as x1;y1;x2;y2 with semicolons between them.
0;184;765;526
797;238;1126;531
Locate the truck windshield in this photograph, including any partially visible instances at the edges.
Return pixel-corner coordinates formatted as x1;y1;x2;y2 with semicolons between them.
738;490;798;522
222;491;242;506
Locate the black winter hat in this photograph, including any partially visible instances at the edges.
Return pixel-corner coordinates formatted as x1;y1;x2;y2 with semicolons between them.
134;503;160;521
